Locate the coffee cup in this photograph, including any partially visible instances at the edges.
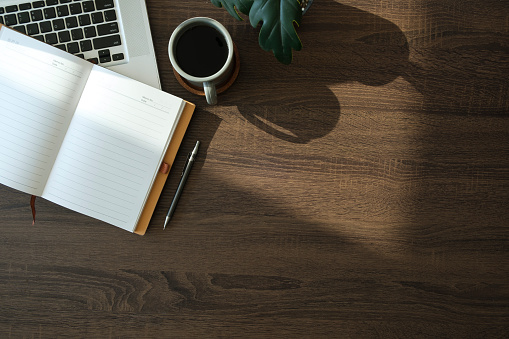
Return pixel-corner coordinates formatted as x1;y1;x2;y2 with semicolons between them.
169;17;236;105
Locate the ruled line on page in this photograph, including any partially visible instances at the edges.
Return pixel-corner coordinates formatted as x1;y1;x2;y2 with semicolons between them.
48;173;137;202
0;85;69;115
58;158;144;188
104;87;178;118
0;132;51;157
1;144;49;164
0;164;41;183
0;112;59;140
59;149;145;180
72;128;153;159
0;51;83;86
45;194;128;224
60;155;144;181
0;129;53;153
0;174;38;190
75;120;159;150
0;58;76;100
0;151;47;171
57;166;143;195
0;122;56;147
70;133;152;162
0;97;64;129
48;184;133;212
66;139;149;171
1;41;84;82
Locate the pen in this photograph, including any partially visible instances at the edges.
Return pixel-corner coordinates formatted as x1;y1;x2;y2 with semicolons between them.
164;140;200;229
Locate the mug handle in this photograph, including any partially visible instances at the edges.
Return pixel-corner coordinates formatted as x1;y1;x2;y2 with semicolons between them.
203;81;217;105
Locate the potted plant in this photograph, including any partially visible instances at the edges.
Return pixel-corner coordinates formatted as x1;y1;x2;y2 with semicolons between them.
210;0;312;64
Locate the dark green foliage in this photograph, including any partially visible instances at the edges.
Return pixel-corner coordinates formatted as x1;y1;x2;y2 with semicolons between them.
211;0;303;64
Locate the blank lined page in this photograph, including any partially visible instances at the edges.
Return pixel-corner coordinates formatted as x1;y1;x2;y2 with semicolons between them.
43;67;185;231
0;27;92;196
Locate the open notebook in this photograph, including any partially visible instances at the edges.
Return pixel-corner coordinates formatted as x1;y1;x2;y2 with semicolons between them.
0;25;195;233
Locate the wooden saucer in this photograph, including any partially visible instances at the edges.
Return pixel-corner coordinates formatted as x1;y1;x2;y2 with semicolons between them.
172;43;240;96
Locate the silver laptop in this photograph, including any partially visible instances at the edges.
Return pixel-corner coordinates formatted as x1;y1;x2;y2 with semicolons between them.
0;0;161;89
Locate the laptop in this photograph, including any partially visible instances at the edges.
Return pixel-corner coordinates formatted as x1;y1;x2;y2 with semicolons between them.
0;0;161;89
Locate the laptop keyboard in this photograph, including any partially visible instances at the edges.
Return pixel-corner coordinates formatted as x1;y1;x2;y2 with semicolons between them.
0;0;128;66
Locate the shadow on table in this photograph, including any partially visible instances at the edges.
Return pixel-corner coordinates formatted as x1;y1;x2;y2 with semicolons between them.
225;0;409;143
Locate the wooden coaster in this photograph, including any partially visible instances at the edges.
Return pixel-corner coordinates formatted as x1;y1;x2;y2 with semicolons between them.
172;43;240;96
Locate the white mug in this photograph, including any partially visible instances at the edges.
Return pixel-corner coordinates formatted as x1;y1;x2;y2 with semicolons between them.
169;17;235;105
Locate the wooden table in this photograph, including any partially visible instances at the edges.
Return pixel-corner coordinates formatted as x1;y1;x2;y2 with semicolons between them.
1;0;508;337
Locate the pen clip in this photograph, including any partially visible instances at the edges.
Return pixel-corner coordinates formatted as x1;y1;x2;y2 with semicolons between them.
182;152;191;176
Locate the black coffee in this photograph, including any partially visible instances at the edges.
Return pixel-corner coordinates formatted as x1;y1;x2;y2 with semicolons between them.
176;25;228;78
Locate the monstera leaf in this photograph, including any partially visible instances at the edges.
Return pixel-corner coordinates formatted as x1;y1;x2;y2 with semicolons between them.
211;0;253;19
211;0;303;64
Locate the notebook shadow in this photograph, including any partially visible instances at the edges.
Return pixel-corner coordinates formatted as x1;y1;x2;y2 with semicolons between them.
221;0;409;143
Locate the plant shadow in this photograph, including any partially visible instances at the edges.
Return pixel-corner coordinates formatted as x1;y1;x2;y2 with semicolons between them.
219;0;409;143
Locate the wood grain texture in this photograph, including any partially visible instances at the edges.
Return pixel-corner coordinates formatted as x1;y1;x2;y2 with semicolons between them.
1;0;508;337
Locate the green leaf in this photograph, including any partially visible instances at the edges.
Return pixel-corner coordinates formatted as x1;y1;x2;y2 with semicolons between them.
211;0;254;20
249;0;303;64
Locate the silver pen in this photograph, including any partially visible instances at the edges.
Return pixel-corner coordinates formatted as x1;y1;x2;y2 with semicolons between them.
164;140;200;229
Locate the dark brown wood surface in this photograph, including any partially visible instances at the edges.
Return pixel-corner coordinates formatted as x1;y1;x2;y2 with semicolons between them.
1;0;508;337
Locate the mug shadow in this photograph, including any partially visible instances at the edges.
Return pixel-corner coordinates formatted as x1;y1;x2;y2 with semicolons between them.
220;0;409;143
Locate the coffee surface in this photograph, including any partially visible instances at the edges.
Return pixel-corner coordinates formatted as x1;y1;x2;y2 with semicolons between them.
176;25;228;78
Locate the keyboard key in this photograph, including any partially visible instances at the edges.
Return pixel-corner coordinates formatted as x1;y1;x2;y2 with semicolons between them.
93;34;121;49
65;16;78;28
95;0;114;10
27;23;40;35
30;9;43;21
97;22;118;36
46;0;59;5
33;35;45;41
58;30;71;43
98;49;110;57
78;14;91;26
75;53;84;59
32;2;46;9
0;8;4;15
20;3;32;10
4;14;18;26
84;26;96;38
13;26;27;34
45;32;58;44
60;0;72;3
44;7;56;19
71;28;83;40
69;3;82;15
56;5;69;17
104;9;116;22
113;53;124;61
6;5;19;13
99;49;111;63
80;39;92;51
40;21;52;33
18;12;31;24
100;55;111;63
87;57;98;64
55;44;66;51
0;17;3;25
91;12;103;24
52;18;65;30
67;42;79;54
82;1;95;12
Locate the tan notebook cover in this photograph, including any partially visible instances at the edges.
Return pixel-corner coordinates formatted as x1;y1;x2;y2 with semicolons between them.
134;101;195;235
